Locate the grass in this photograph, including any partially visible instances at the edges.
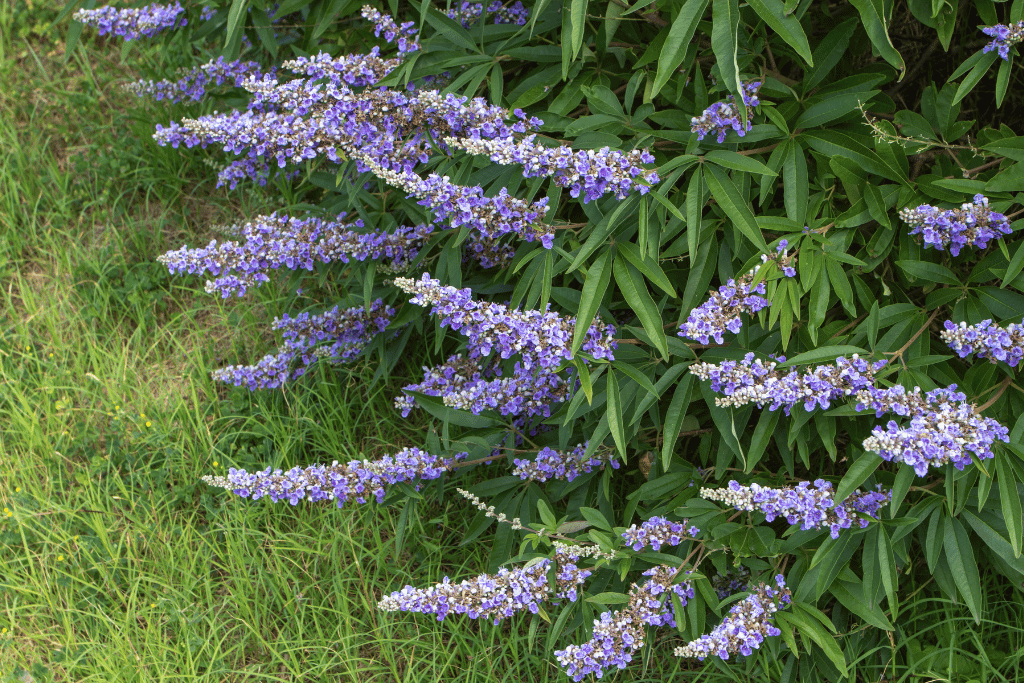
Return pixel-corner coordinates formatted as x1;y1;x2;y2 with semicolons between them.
2;3;1024;683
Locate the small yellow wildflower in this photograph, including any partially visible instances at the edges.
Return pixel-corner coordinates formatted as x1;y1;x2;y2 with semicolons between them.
1;627;7;634
145;421;152;428
212;461;219;467
150;603;156;608
4;508;12;518
48;353;53;358
57;554;64;561
15;487;20;492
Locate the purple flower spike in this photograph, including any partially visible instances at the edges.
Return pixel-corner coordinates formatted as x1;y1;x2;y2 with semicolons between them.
900;194;1011;256
701;480;890;539
513;442;619;482
982;21;1024;60
125;57;271;103
941;319;1024;367
211;300;394;390
555;565;694;681
691;82;762;143
378;544;592;625
74;2;186;40
674;576;792;660
447;1;529;27
856;384;1009;476
621;516;700;551
202;447;464;506
678;247;796;344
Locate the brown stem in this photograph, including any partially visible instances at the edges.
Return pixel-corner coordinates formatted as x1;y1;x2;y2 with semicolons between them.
977;375;1014;412
962;157;1005;178
885;309;941;366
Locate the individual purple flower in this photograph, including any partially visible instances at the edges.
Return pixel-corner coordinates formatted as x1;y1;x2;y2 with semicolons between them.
73;1;186;40
674;576;791;660
158;213;431;297
513;442;619;482
378;544;592;625
447;135;658;203
941;319;1024;367
393;274;616;369
620;516;700;551
856;384;1010;476
982;21;1024;60
690;353;887;415
691;82;762;144
899;194;1011;256
700;480;890;539
211;300;394;390
124;57;271;103
201;447;464;506
555;565;694;681
678;248;796;344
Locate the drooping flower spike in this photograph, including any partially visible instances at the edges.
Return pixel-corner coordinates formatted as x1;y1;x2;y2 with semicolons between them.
678;245;796;344
555;565;695;681
620;516;700;551
982;21;1024;60
691;81;762;144
674;576;791;661
512;442;620;483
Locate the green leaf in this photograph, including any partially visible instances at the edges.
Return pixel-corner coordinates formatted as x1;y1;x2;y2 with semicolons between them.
568;195;638;272
662;374;695;470
651;0;711;98
225;0;250;58
953;51;999;106
618;242;677;297
407;392;502;428
613;259;669;360
796;92;880;129
686;168;704;261
849;0;905;78
606;370;627;460
746;0;814;65
943;516;984;623
831;580;894;630
877;524;899;616
574;357;594;405
778;345;869;368
996;451;1024;557
703;164;767;251
586;592;630;605
834;451;883;504
572;249;615;356
891;465;916;514
704;150;777;177
986;162;1024;193
711;0;744;125
983;137;1024;162
613;361;660;401
785;607;848;675
782;140;809;225
896;260;961;286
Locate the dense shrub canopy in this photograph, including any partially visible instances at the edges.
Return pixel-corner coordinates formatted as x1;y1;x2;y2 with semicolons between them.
71;0;1024;680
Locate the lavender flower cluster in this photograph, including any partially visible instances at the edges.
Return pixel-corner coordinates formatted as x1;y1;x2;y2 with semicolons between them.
701;480;890;539
200;446;464;506
362;5;420;56
447;135;658;203
674;576;791;660
394;274;617;369
899;194;1011;256
690;353;887;414
982;21;1024;60
124;57;270;103
555;565;694;681
678;243;796;344
73;1;185;40
378;544;592;625
691;82;762;144
856;384;1010;476
446;1;529;27
512;442;620;482
941;319;1024;367
396;355;572;418
211;300;393;390
281;49;401;87
158;213;431;297
621;516;700;551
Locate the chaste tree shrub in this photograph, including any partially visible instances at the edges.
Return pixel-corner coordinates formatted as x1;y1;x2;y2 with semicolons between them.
70;0;1024;679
